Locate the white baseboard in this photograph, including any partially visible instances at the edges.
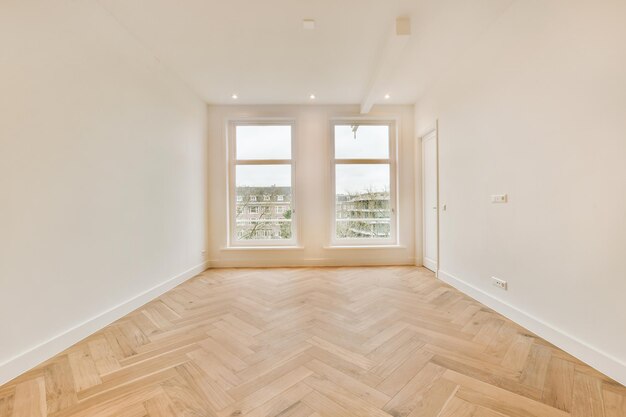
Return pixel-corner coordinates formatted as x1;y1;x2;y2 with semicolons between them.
0;261;209;386
423;257;437;272
438;270;626;386
208;257;416;268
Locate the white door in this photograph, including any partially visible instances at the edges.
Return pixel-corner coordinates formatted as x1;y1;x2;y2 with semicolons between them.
422;131;438;272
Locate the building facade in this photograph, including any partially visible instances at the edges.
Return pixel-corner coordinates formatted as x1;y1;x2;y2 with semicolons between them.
336;191;391;239
235;186;292;240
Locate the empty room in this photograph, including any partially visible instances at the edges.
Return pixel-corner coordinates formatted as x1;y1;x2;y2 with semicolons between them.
1;0;625;416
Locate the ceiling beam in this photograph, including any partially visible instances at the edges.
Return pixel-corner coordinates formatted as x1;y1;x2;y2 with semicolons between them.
360;17;411;114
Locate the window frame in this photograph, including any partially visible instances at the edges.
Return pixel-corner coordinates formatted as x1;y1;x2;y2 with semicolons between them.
329;119;398;246
227;119;298;247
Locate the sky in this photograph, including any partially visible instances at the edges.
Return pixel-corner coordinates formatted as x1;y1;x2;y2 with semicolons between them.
236;125;291;160
236;165;291;187
335;164;390;195
334;125;389;159
235;125;390;193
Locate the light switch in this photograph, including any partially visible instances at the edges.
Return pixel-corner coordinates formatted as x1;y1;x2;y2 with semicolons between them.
491;194;508;203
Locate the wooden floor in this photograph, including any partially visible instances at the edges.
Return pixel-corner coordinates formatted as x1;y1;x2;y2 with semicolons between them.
1;267;625;417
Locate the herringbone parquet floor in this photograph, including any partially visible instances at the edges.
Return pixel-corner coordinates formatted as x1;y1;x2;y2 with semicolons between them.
1;267;625;417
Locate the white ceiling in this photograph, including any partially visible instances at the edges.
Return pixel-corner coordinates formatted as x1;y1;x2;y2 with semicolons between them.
99;0;513;106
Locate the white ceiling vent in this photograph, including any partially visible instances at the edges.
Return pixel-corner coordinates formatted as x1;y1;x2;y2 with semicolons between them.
395;17;411;36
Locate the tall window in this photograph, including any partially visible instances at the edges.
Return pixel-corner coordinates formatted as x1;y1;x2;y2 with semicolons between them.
331;121;396;245
229;122;296;246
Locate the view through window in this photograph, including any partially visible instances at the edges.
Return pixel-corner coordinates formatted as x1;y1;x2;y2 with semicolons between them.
231;124;294;243
333;123;394;241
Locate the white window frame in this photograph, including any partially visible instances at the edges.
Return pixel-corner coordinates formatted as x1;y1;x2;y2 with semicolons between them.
227;119;298;247
330;119;398;246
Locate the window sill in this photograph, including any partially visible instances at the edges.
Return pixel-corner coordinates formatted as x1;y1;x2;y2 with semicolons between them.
222;246;304;251
323;244;406;250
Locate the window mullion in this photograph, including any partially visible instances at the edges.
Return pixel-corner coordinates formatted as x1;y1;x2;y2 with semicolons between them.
334;159;391;165
235;159;292;165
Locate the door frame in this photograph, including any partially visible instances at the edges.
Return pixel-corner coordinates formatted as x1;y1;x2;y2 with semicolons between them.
421;122;439;275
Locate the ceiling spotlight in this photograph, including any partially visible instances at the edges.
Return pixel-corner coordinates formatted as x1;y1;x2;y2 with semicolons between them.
309;94;316;100
384;93;391;100
231;93;238;100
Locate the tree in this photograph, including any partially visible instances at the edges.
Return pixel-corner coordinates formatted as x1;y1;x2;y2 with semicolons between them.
280;209;292;239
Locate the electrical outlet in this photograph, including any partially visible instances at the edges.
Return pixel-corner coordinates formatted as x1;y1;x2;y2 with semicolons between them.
201;250;206;257
491;194;508;203
492;277;508;290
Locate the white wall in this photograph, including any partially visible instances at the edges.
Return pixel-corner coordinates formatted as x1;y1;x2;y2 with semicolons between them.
416;0;626;384
207;105;416;267
0;1;209;384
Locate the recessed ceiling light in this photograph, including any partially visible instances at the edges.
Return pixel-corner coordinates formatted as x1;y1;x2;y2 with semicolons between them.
303;19;316;30
384;93;391;100
309;94;316;100
231;93;238;100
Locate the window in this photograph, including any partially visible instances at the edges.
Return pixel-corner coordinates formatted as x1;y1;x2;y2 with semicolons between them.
229;122;296;246
331;121;396;245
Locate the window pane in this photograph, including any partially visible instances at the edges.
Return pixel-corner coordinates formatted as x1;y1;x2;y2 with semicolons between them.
235;165;292;241
334;125;389;159
236;125;291;160
335;164;391;239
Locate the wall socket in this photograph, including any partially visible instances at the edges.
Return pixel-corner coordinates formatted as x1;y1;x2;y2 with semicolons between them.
492;277;508;290
491;194;508;203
